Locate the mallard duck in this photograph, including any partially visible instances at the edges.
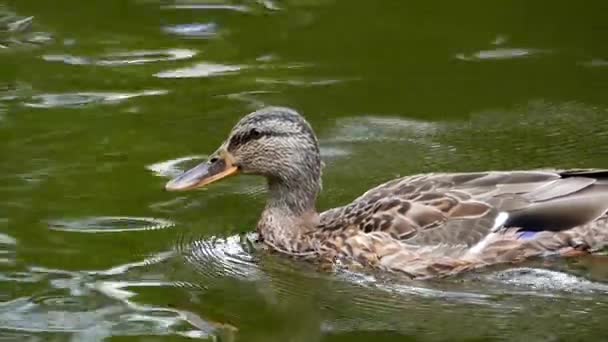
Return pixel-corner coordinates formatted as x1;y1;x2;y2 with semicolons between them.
165;107;608;278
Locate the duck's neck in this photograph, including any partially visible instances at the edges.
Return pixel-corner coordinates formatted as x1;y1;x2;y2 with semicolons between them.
257;171;322;253
266;176;319;215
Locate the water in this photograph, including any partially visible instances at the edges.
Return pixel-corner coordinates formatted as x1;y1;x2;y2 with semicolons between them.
1;0;608;340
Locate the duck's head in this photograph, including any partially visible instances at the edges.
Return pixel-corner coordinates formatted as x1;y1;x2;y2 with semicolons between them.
165;107;322;215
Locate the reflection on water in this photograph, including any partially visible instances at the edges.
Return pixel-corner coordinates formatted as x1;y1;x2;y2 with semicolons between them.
47;216;175;233
2;0;608;340
42;49;197;66
146;155;206;178
0;254;231;339
0;231;16;267
23;90;168;108
154;62;243;78
162;23;218;39
0;8;52;50
178;233;260;280
255;78;348;87
161;3;252;12
483;267;608;293
582;59;608;67
455;48;544;61
2;225;608;340
455;34;548;61
325;116;440;143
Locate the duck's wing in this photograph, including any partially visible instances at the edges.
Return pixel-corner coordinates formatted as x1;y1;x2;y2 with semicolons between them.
319;170;608;248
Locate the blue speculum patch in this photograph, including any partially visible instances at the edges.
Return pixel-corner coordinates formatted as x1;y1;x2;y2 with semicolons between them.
518;231;538;240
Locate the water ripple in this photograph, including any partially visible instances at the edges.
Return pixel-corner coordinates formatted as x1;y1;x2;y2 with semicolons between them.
324;115;440;143
0;231;16;266
0;231;16;245
42;49;197;66
47;216;175;233
319;146;351;160
161;3;251;12
0;9;53;50
177;233;260;281
92;280;230;338
484;267;608;294
147;155;267;198
162;23;218;39
146;155;206;178
0;251;231;338
581;58;608;67
455;48;545;61
23;90;168;108
337;269;495;307
149;196;206;214
255;77;349;87
220;90;275;109
1;15;33;33
89;251;176;277
0;289;214;339
491;34;509;45
154;62;243;78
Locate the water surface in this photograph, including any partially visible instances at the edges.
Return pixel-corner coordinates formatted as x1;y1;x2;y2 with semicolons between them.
1;0;608;340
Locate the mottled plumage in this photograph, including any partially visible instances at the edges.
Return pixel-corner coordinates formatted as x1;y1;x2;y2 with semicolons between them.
166;107;608;278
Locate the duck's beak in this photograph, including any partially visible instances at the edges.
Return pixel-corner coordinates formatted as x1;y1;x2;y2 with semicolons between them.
165;150;239;191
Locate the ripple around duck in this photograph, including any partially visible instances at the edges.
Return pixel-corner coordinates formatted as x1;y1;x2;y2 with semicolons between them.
154;62;243;78
22;90;168;108
176;233;260;281
173;232;504;320
42;48;197;66
482;267;608;294
335;269;495;307
47;216;175;233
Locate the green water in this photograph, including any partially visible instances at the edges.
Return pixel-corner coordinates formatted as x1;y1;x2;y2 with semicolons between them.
2;0;608;340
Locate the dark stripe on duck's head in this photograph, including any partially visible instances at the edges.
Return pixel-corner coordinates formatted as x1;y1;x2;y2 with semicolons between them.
243;108;314;134
228;128;295;150
227;107;317;150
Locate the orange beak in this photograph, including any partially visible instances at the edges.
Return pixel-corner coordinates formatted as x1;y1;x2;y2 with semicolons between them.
165;151;239;191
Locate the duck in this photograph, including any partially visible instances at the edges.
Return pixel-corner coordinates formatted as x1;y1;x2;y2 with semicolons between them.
165;107;608;278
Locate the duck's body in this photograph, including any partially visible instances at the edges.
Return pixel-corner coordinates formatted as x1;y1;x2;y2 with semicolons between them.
166;107;608;278
301;170;608;278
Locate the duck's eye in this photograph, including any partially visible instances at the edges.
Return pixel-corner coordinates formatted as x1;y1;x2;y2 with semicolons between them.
209;156;219;163
249;128;262;140
228;128;264;150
